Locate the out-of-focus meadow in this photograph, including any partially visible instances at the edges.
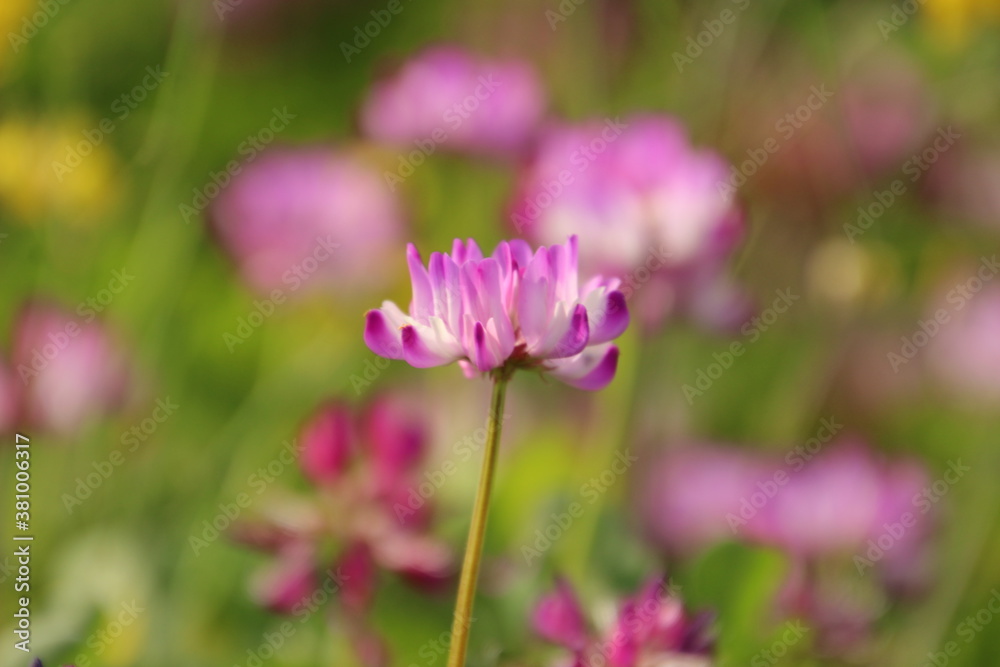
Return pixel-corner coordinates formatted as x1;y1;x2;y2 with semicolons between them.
1;0;1000;665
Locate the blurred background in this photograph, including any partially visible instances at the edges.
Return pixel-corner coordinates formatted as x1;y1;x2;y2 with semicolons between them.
1;0;999;665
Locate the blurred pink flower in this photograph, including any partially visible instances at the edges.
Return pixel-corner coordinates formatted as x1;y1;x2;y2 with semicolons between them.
640;439;930;567
533;576;714;667
638;438;932;653
637;444;771;555
839;57;936;179
233;396;452;665
360;46;546;156
210;147;403;296
509;115;748;331
761;442;929;565
928;282;1000;401
364;236;628;390
10;302;129;436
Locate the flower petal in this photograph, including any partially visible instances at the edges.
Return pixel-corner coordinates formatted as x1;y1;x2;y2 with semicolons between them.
299;402;354;485
401;323;461;368
587;290;630;344
471;321;504;371
407;244;434;318
534;578;590;650
548;344;619;390
364;309;404;359
536;303;590;359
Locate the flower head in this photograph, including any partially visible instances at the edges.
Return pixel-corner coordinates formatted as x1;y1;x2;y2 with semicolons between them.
360;46;546;157
364;236;628;390
233;395;451;666
9;302;129;436
210;147;403;296
533;577;714;667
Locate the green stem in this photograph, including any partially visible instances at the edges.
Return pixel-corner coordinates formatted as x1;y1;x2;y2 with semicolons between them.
446;374;509;667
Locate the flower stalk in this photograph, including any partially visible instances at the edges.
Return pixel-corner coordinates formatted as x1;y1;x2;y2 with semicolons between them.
446;372;510;667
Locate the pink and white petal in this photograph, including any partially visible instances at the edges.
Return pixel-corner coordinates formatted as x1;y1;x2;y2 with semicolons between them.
407;244;434;318
586;290;630;344
251;546;317;614
371;531;452;581
485;317;515;362
478;259;516;353
364;310;404;359
458;360;480;379
470;321;503;371
547;237;578;303
548;344;620;390
532;303;590;359
400;322;462;368
517;274;552;349
429;253;463;333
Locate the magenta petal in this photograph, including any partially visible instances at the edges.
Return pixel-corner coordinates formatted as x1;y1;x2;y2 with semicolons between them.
400;325;455;368
472;321;501;371
590;290;630;344
364;310;403;359
364;398;426;486
548;304;590;358
337;542;377;613
299;402;354;485
534;578;590;649
551;345;620;390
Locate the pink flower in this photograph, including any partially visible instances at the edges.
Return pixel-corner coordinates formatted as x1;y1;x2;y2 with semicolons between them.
360;46;546;156
928;281;1000;402
9;302;129;435
210;147;403;296
533;577;714;667
233;396;452;665
638;439;933;653
637;444;772;555
761;442;929;564
509;115;747;331
363;236;629;390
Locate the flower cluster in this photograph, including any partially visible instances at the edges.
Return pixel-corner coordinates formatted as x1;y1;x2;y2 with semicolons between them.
232;396;451;665
533;577;714;667
639;438;932;650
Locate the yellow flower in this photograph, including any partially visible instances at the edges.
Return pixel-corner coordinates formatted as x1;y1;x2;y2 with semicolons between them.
0;115;119;225
924;0;1000;47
